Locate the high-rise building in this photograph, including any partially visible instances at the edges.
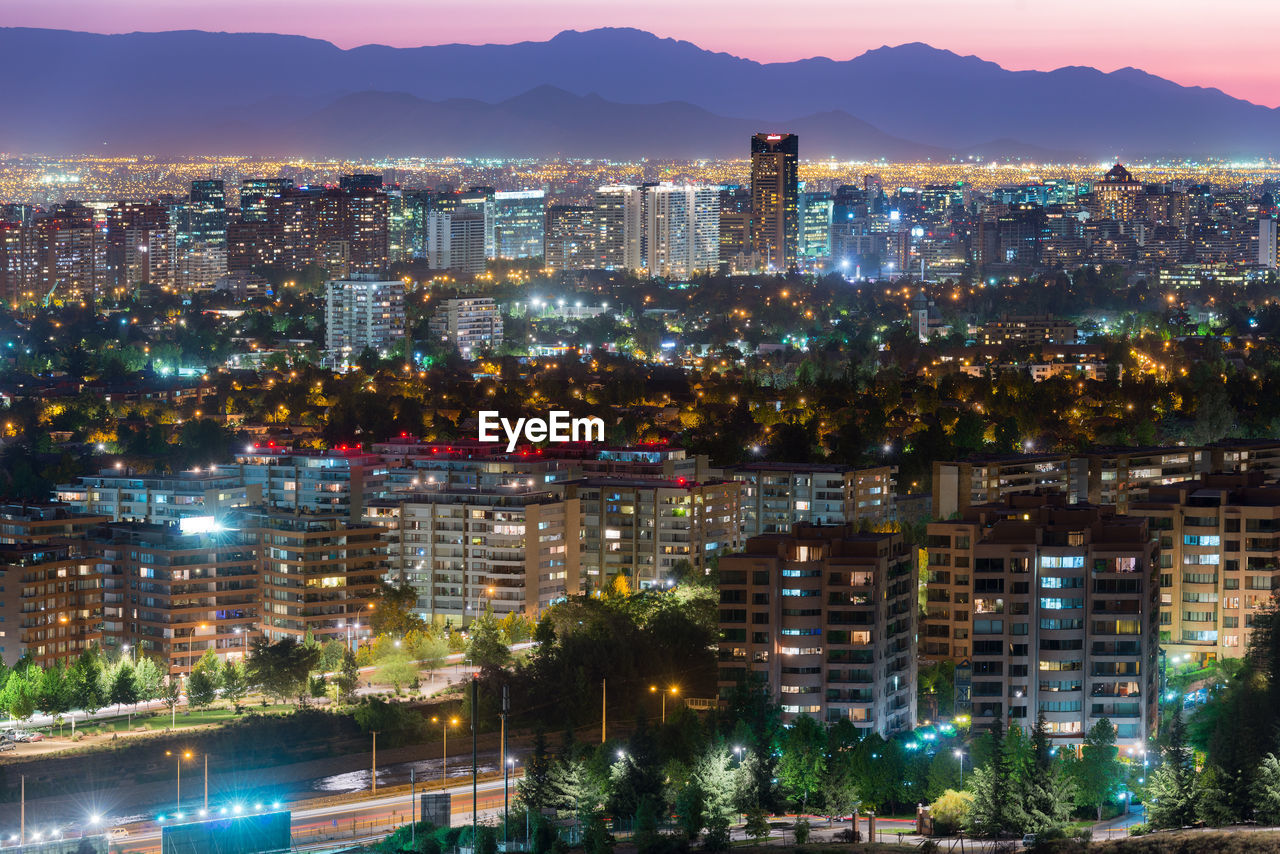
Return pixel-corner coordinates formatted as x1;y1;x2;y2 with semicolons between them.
1095;164;1142;223
494;190;546;259
6;541;102;668
922;494;1158;748
106;201;173;291
717;524;917;734
644;185;720;278
0;503;110;545
460;186;496;259
1128;472;1280;664
428;297;504;357
593;185;644;270
750;133;799;270
239;178;293;222
798;191;833;262
1260;218;1277;269
324;275;407;364
426;208;486;274
234;446;389;522
366;486;579;625
55;469;262;524
727;463;895;538
545;205;596;271
563;477;742;590
87;520;261;674
243;508;382;645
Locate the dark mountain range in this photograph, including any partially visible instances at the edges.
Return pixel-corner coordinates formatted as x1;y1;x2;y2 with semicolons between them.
1;26;1275;158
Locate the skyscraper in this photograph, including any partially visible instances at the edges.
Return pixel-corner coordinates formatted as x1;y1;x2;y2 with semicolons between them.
324;275;407;365
644;184;720;278
1260;218;1277;269
493;190;547;259
750;133;799;270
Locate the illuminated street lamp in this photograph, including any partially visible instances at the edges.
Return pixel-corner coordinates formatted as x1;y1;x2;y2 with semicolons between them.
430;716;459;782
649;685;679;723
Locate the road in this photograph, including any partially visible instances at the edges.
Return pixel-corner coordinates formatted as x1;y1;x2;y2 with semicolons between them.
98;775;519;854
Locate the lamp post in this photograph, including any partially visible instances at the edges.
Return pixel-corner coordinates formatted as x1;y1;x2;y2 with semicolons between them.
431;716;458;782
165;750;192;813
954;749;966;787
649;685;678;723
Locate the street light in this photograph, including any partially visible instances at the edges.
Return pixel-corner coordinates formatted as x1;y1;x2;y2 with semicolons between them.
165;750;192;812
954;749;966;786
649;685;679;723
430;716;459;782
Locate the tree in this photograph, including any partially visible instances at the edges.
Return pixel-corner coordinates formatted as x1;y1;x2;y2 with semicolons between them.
550;758;605;826
186;668;218;713
1074;718;1121;821
370;581;427;636
1;670;37;722
132;656;164;702
967;722;1024;837
38;663;73;715
335;648;361;703
743;805;770;844
1020;713;1075;835
108;662;139;710
375;648;420;693
158;678;182;723
70;647;106;715
692;746;737;824
1195;764;1236;826
931;789;974;835
1253;753;1280;825
518;729;555;814
220;660;249;708
1147;709;1195;829
466;606;510;670
776;714;826;812
247;637;320;705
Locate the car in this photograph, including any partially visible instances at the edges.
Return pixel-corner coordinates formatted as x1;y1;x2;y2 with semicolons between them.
1022;833;1038;848
0;739;14;753
106;828;129;841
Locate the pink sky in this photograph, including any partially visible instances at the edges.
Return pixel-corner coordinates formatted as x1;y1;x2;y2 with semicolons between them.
11;0;1280;107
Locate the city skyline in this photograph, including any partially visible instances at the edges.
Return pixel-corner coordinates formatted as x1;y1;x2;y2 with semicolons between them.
5;0;1280;107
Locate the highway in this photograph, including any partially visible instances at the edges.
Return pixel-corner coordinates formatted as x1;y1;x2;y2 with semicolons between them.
101;776;518;854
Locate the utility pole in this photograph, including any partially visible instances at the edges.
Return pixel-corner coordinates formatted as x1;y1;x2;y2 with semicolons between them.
371;731;378;795
19;775;24;846
411;768;417;848
601;678;606;743
203;753;208;813
471;674;478;849
502;684;510;851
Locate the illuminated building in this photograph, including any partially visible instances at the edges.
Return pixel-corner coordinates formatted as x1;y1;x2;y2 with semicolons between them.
545;204;596;271
234;446;388;522
242;507;382;645
428;296;504;358
106;201;172;291
426;207;486;274
86;521;260;674
365;486;578;624
1260;218;1277;269
6;542;102;668
239;178;293;222
643;184;720;277
717;524;917;734
493;190;546;259
460;186;496;259
1094;163;1142;223
593;185;643;270
751;133;799;270
323;275;407;365
923;494;1157;748
563;477;742;590
798;191;832;262
727;463;895;537
55;470;262;524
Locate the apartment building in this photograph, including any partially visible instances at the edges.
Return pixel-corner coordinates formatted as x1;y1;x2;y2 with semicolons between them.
1128;472;1280;664
564;477;742;590
933;454;1072;519
1070;447;1205;513
727;463;895;537
243;508;383;645
86;521;260;674
365;487;578;625
923;494;1158;748
234;446;388;521
428;297;504;357
717;524;916;736
5;542;102;668
0;503;110;545
55;469;261;525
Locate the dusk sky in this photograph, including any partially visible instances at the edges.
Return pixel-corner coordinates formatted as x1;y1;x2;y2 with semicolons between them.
10;0;1280;107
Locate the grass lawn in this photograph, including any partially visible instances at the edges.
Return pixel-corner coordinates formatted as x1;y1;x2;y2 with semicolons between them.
47;703;297;738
